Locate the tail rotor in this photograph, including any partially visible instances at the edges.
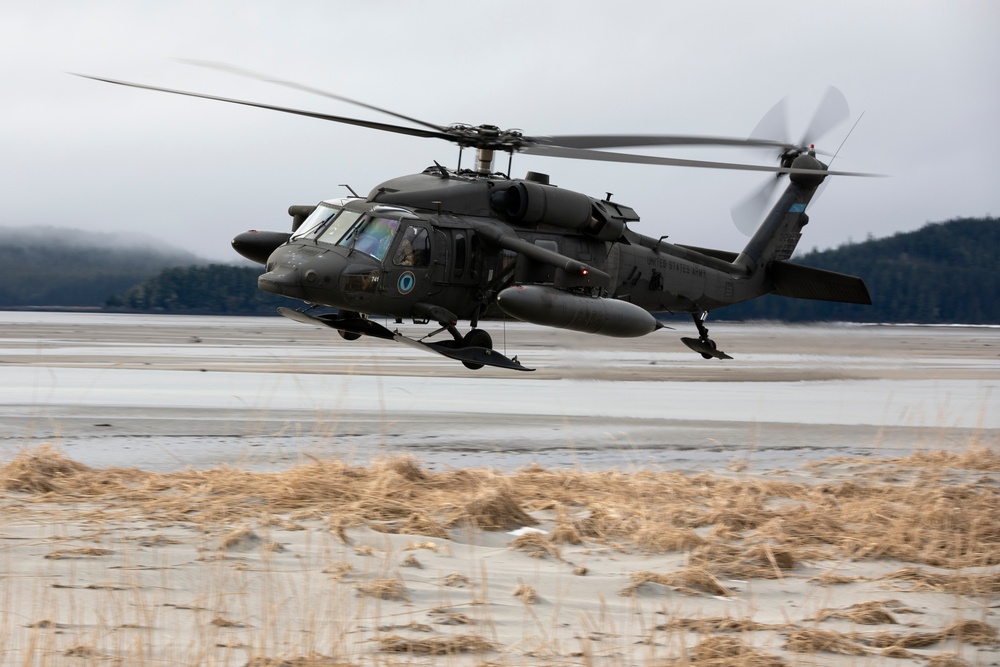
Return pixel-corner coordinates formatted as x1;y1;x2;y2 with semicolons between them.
731;87;850;235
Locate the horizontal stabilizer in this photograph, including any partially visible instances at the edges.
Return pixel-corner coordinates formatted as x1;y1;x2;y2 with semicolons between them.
769;262;872;304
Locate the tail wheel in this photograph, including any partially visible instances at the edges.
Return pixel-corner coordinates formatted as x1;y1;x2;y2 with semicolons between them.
461;329;493;370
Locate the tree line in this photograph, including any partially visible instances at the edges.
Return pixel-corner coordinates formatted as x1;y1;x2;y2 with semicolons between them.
2;217;997;323
718;217;999;323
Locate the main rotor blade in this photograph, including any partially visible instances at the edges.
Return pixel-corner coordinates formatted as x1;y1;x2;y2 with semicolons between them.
799;85;850;146
177;59;450;134
521;144;878;177
71;74;455;142
533;134;796;151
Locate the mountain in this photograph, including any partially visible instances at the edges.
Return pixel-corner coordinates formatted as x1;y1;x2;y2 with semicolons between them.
717;217;1000;324
0;226;207;308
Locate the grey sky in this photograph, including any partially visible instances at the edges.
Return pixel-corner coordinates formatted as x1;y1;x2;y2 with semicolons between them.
3;1;997;261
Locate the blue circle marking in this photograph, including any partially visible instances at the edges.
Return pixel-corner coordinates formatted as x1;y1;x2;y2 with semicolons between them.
398;271;416;294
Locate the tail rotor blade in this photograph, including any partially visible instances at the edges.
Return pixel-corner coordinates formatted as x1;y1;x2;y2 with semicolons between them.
749;96;790;145
799;85;850;146
731;176;781;236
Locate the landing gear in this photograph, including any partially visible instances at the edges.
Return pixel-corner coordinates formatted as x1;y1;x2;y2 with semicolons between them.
459;329;493;370
276;305;531;372
680;310;733;360
336;311;364;341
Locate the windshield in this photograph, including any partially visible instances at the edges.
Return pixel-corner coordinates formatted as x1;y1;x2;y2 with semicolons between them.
316;209;364;245
291;204;340;239
341;216;400;261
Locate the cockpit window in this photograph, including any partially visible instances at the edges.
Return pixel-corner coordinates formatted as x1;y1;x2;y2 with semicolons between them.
291;204;340;240
316;209;364;245
342;216;400;261
393;226;430;267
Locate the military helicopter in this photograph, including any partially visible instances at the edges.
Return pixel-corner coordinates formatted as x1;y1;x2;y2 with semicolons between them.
78;66;874;371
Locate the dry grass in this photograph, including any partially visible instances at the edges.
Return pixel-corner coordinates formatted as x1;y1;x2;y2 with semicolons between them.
657;616;788;633
814;600;902;625
509;531;561;559
4;445;997;574
512;582;537;604
686;635;788;666
354;578;409;601
785;628;869;656
3;444;999;665
376;633;497;654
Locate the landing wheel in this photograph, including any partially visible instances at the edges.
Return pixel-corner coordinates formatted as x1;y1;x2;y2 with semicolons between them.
699;339;716;360
460;329;493;370
336;311;363;341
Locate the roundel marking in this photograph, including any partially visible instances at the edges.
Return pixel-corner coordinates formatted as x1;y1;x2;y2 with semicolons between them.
397;271;416;295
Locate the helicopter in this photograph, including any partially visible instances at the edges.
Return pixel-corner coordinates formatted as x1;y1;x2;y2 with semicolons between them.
78;66;874;371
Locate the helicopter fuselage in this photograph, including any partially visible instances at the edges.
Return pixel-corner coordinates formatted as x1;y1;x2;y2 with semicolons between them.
243;166;794;336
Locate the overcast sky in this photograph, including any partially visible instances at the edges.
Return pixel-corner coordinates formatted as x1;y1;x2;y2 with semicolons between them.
3;1;997;260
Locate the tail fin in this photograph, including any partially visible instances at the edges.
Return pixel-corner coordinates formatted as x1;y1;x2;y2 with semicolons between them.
732;155;826;276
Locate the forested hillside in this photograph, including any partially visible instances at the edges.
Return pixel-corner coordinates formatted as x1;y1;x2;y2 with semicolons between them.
0;227;204;307
105;264;287;315
719;217;999;324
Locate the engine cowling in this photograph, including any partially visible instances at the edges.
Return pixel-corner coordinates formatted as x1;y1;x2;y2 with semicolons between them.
490;181;627;241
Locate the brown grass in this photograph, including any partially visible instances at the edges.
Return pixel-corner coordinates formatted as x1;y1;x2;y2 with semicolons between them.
509;531;561;559
3;443;998;666
376;633;497;654
4;445;997;575
512;582;537;604
657;616;788;633
785;628;869;655
814;600;900;625
354;578;408;601
686;635;788;666
621;568;732;598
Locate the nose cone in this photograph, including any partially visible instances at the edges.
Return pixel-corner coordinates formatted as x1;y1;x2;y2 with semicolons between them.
258;245;356;305
258;264;306;299
232;230;291;264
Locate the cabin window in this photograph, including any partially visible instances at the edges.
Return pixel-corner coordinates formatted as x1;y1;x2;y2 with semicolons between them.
453;232;467;279
392;226;430;267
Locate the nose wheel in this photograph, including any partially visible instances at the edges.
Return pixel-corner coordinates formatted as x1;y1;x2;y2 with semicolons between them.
680;311;733;360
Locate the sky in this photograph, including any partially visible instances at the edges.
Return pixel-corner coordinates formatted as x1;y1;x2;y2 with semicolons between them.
2;1;998;261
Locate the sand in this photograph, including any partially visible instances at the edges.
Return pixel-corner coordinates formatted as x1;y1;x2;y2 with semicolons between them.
1;446;998;666
1;313;998;665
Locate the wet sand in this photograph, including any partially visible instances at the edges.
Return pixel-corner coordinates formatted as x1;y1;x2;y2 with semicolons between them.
0;312;997;471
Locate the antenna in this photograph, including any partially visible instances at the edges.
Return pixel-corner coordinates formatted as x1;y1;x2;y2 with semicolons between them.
828;111;865;169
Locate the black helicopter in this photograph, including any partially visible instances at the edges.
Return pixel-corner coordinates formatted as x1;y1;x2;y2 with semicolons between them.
79;67;874;371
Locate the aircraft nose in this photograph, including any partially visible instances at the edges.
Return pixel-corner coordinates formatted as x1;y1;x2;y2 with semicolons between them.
258;246;352;302
258;264;306;299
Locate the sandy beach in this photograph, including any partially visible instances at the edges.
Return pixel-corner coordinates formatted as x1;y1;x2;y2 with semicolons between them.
1;313;998;665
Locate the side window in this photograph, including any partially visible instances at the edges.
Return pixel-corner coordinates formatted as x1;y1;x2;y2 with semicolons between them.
393;226;430;267
453;232;467;279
